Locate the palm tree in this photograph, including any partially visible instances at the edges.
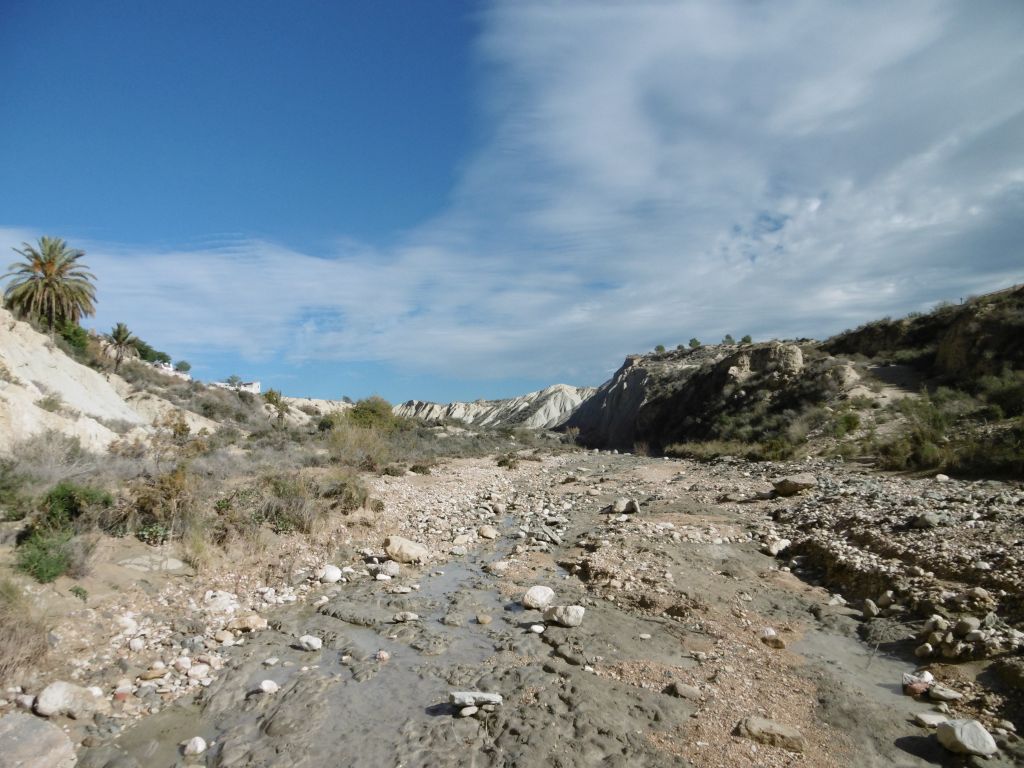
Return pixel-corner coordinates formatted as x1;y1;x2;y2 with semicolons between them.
107;322;138;373
2;237;97;334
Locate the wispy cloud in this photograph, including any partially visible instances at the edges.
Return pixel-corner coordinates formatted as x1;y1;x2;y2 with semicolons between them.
3;0;1023;390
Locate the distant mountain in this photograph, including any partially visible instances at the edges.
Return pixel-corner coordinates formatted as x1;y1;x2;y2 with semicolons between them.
394;384;596;430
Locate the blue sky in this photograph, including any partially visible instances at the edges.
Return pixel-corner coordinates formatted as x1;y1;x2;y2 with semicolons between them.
2;1;1023;403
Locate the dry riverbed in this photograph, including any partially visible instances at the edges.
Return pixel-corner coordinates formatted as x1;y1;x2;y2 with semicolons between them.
3;451;1024;767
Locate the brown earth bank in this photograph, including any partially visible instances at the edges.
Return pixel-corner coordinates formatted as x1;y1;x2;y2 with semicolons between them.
3;450;1024;767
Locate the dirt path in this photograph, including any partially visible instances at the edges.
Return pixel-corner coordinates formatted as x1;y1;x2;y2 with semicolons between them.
64;453;1022;767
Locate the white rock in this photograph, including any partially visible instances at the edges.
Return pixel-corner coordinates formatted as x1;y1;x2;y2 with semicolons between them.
450;691;503;706
182;736;207;756
936;719;997;756
529;624;545;634
33;681;98;719
259;680;280;694
521;585;555;610
298;635;323;651
128;637;145;652
393;612;419;623
543;605;585;627
383;536;429;564
319;565;342;583
915;712;948;728
478;525;499;540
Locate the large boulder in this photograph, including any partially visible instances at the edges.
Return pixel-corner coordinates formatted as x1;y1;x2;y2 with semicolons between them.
936;719;998;756
384;536;429;564
0;713;77;767
34;680;100;719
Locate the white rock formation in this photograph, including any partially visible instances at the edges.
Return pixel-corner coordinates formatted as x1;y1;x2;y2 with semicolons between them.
394;384;596;430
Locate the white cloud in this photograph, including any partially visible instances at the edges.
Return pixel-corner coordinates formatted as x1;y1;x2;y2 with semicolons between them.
3;0;1023;389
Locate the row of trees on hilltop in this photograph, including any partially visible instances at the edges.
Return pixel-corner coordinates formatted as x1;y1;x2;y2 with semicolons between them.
653;334;753;354
1;236;189;374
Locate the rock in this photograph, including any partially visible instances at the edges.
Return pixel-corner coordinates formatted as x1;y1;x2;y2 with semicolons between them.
392;612;419;623
543;605;585;627
319;565;342;583
458;706;478;718
384;536;429;564
450;691;503;707
913;512;941;529
735;716;806;752
954;616;982;637
521;585;555;610
0;713;76;767
760;627;786;649
529;624;545;634
915;643;934;658
928;684;963;702
478;525;499;540
664;682;701;700
182;736;207;756
936;719;998;756
771;474;817;497
476;614;492;625
935;473;951;482
128;636;145;652
762;538;791;557
484;561;509;575
604;497;641;514
915;712;948;728
34;681;98;719
227;614;268;632
378;560;401;577
863;599;880;619
297;635;323;651
259;680;280;694
119;554;186;572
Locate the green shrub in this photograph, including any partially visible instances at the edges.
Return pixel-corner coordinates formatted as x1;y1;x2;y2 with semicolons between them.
59;322;90;355
977;370;1024;417
17;529;73;582
35;393;64;412
42;482;112;530
347;396;405;432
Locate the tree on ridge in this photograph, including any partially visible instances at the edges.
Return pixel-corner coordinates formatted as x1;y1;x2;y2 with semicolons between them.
2;237;97;335
107;322;139;373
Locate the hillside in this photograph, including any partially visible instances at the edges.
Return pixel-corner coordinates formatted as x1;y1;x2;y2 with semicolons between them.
565;341;861;453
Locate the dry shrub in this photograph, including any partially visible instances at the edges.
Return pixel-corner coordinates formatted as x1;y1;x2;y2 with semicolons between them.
0;578;48;685
10;432;95;488
256;472;322;534
327;420;393;470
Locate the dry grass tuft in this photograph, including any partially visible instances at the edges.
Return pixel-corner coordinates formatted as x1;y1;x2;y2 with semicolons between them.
0;577;49;685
